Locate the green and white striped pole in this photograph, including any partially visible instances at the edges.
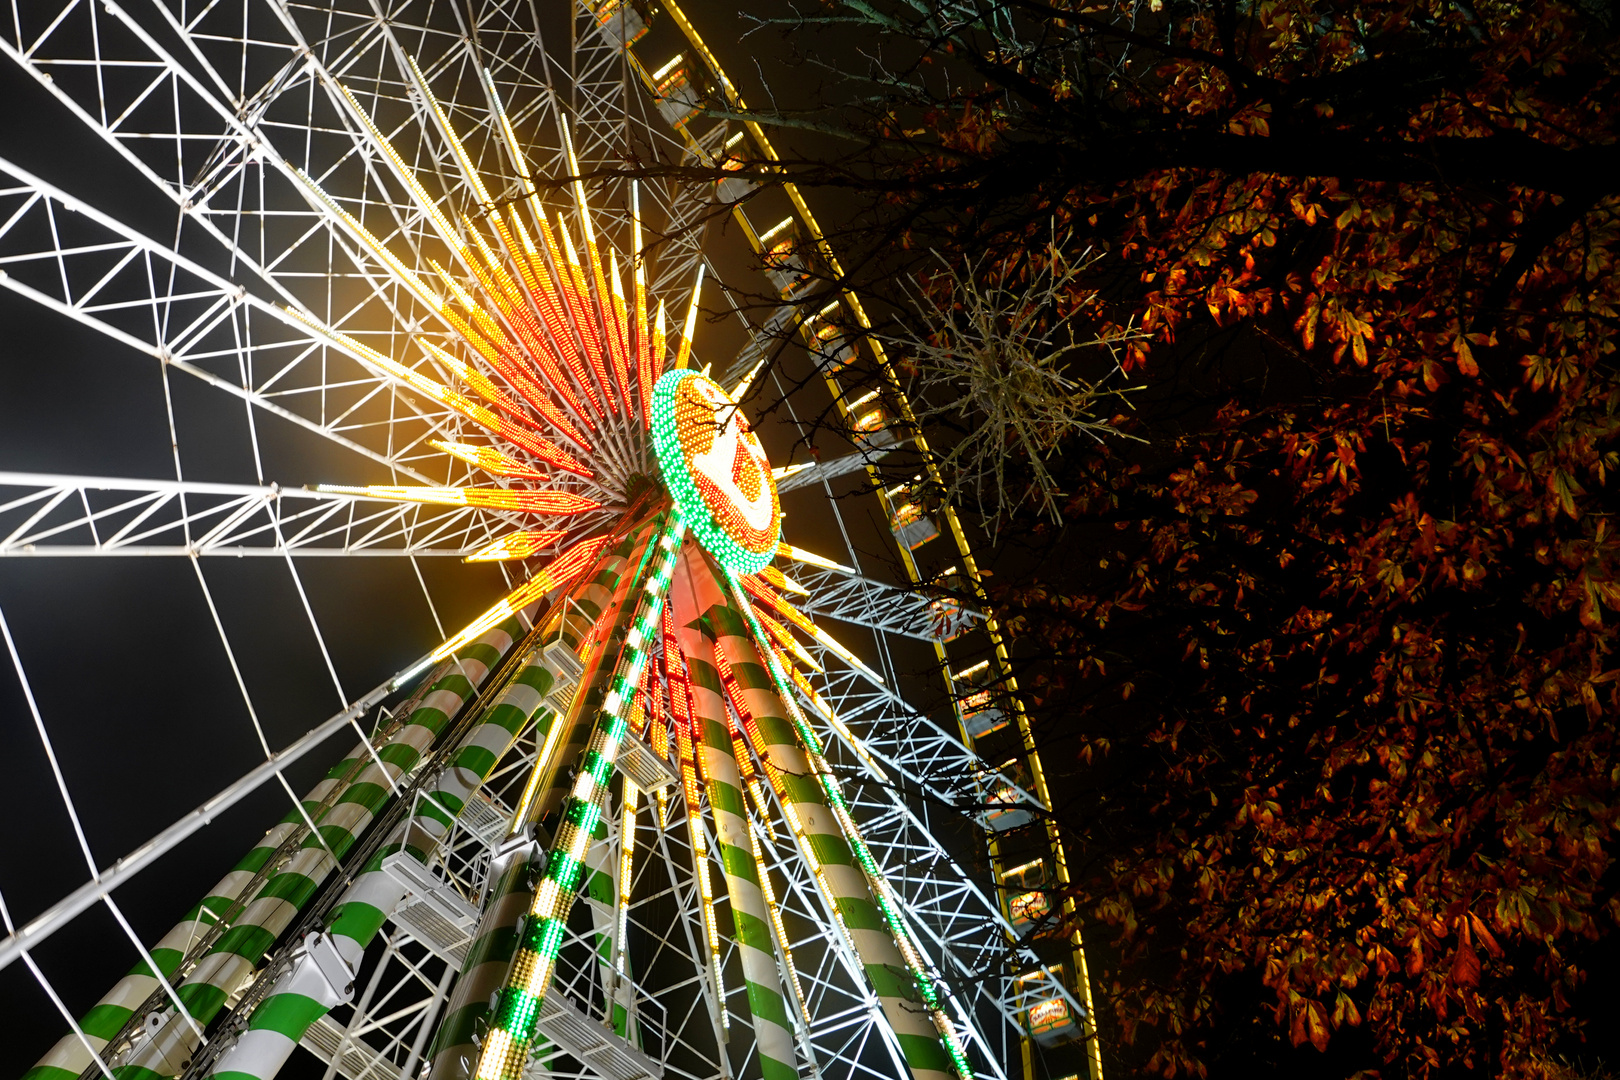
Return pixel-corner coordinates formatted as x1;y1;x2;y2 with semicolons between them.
420;524;658;1080
697;558;966;1080
424;848;542;1080
19;731;385;1080
19;649;477;1080
669;553;798;1080
104;614;536;1080
473;507;686;1080
203;625;565;1080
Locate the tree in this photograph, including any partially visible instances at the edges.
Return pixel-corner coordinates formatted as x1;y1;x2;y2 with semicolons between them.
703;0;1620;1074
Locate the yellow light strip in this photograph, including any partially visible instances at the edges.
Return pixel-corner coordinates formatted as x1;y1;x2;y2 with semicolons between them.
464;530;566;563
405;56;495;208
631;183;653;428
530;211;600;402
747;746;858;956
653;300;667;379
742;577;886;687
774;541;856;575
730;358;765;400
673;264;704;370
758;565;810;597
333;82;461;251
419;341;527;418
731;731;776;842
681;752;729;1034
742;797;813;1029
615;781;639;977
952;660;992;682
757;217;793;243
459;219;590;435
651;53;684;81
560;120;627;414
428;440;545;481
753;608;822;673
479;76;603;431
284;312;581;474
431;259;523;360
608;249;634;412
769;463;812;483
554;216;615;409
313;485;599;514
427;534;610;663
286;166;442;314
667;628;729;1037
507;643;575;834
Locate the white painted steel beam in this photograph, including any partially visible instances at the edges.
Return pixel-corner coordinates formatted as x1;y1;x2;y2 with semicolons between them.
0;472;602;558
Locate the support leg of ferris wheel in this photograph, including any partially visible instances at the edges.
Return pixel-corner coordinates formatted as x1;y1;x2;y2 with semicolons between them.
644;3;1106;1074
667;579;797;1080
100;607;542;1080
690;554;960;1080
206;525;656;1080
473;509;684;1079
706;566;959;1080
425;844;544;1080
19;624;534;1080
200;624;566;1080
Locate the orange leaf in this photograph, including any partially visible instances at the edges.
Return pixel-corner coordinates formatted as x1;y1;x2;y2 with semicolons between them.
1332;991;1362;1029
1456;337;1479;376
1469;913;1504;958
1291;997;1331;1052
1450;939;1481;988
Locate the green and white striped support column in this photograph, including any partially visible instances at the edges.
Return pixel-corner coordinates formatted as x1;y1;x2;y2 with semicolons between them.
108;615;534;1080
204;631;563;1080
474;508;686;1080
580;827;634;1035
696;560;964;1080
425;527;656;1080
20;654;463;1080
669;555;798;1080
425;847;543;1080
21;739;373;1080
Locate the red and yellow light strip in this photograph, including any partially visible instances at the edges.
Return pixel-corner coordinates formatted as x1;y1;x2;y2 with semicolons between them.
428;533;613;663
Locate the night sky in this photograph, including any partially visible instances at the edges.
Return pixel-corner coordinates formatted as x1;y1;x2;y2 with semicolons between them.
0;3;953;1072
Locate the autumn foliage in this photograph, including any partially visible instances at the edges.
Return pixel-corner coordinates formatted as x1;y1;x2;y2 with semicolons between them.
758;0;1620;1073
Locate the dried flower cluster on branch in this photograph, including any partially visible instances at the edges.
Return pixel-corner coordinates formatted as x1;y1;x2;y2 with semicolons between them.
890;235;1140;531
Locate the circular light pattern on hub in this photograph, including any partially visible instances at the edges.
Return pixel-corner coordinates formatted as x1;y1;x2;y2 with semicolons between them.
651;368;781;574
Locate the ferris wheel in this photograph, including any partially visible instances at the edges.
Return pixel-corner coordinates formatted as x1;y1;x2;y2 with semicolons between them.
0;4;1100;1080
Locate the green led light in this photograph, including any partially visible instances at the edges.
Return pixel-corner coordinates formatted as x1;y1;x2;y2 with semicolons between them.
583;749;613;786
549;851;584;891
520;917;552;951
566;799;602;836
534;916;566;959
498;987;538;1031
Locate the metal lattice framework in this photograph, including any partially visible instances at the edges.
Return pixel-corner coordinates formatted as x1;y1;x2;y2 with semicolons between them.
0;3;1096;1080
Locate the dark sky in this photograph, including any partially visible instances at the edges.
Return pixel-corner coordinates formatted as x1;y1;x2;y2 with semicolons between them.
0;3;951;1073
